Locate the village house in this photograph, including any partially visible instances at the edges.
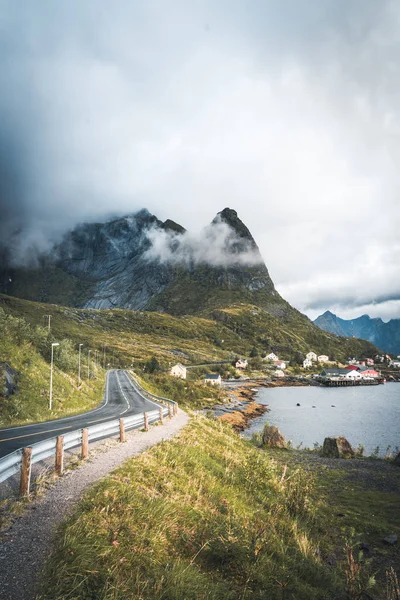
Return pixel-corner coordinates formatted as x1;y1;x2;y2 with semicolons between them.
317;355;329;363
235;358;248;369
169;363;187;379
204;374;222;386
303;358;313;369
342;370;363;380
306;351;317;362
274;369;285;378
389;360;400;368
358;367;380;379
320;367;349;378
274;360;286;370
265;353;279;361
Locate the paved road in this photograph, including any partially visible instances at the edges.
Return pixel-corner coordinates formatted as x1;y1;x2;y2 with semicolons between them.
0;370;159;458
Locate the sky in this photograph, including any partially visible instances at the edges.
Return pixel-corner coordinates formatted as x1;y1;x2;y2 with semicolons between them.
0;0;400;322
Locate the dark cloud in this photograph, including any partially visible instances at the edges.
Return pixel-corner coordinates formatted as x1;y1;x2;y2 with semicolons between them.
0;1;399;317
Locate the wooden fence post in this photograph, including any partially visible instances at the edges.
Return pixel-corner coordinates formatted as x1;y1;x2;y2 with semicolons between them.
159;407;163;424
144;412;149;431
81;428;89;459
119;418;125;442
55;435;64;475
19;447;32;498
168;404;173;419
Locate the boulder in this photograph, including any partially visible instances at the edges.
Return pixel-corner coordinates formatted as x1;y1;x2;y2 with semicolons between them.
383;534;398;546
322;436;355;458
262;425;287;449
0;362;18;398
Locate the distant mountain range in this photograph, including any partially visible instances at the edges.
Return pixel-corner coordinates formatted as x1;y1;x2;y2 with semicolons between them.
314;311;400;355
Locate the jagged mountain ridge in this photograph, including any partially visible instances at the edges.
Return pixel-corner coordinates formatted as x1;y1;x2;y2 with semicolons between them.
0;208;285;316
314;310;400;355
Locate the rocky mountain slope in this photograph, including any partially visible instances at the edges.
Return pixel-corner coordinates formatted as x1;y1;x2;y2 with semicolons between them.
0;208;287;317
314;310;400;355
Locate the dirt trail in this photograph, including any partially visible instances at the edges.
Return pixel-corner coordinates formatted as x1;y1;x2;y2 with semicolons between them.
0;410;189;600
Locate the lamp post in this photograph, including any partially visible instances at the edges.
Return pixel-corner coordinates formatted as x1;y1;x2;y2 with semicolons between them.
43;314;51;331
78;343;83;385
88;350;92;380
49;342;59;410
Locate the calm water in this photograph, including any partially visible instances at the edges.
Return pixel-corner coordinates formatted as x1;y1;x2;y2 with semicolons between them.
243;383;400;456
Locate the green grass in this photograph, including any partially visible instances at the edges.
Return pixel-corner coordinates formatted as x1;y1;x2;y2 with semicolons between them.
0;334;106;427
40;416;348;600
0;292;381;426
266;449;400;597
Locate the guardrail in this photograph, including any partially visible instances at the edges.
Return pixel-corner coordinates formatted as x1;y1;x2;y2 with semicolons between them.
127;371;177;407
0;374;178;496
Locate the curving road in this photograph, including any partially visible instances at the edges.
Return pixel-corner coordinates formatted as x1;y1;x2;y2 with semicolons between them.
0;370;160;459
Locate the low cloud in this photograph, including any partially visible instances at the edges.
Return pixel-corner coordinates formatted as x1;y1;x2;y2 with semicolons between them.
144;217;264;268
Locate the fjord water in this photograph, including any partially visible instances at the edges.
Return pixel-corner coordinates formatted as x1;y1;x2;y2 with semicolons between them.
243;383;400;455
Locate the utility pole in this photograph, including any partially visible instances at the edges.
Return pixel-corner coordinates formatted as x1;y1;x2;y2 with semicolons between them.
78;343;83;385
43;314;51;331
49;342;59;410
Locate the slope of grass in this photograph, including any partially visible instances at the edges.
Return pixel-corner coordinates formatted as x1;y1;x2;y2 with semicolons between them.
40;416;346;600
267;449;400;598
0;307;106;427
0;293;381;426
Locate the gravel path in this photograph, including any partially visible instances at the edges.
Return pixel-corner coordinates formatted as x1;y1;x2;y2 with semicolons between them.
0;409;189;600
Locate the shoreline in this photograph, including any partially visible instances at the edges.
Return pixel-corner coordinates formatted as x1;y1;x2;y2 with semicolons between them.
214;377;313;431
214;373;389;433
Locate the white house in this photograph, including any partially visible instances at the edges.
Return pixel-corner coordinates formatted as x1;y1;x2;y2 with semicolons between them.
303;358;313;369
390;360;400;368
317;355;329;363
306;352;317;362
274;360;286;370
169;363;187;379
265;353;278;361
342;370;362;380
235;359;248;369
274;369;285;378
204;374;222;386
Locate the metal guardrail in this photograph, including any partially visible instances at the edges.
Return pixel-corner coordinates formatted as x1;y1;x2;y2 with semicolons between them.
0;375;174;486
127;371;177;407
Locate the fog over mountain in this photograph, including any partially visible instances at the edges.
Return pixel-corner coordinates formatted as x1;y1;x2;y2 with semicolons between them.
1;1;400;319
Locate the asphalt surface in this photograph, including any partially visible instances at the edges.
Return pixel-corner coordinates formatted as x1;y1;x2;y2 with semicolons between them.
0;370;159;458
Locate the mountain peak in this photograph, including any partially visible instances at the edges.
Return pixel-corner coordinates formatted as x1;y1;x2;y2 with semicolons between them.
212;208;257;247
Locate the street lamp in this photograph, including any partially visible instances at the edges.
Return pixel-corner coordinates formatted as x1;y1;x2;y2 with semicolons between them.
102;345;106;369
49;342;59;410
78;343;83;385
88;349;92;380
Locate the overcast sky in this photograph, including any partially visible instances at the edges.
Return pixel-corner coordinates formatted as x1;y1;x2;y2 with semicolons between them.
1;0;399;321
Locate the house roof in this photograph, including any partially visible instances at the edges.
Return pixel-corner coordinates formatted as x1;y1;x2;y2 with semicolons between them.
204;374;221;380
321;368;349;376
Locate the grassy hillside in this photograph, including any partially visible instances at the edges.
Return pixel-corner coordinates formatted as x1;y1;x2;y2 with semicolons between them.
0;293;380;426
39;416;399;600
39;417;346;600
0;306;106;427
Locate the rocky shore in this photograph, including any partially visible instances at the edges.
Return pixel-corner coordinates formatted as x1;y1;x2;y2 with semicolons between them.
208;376;314;431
